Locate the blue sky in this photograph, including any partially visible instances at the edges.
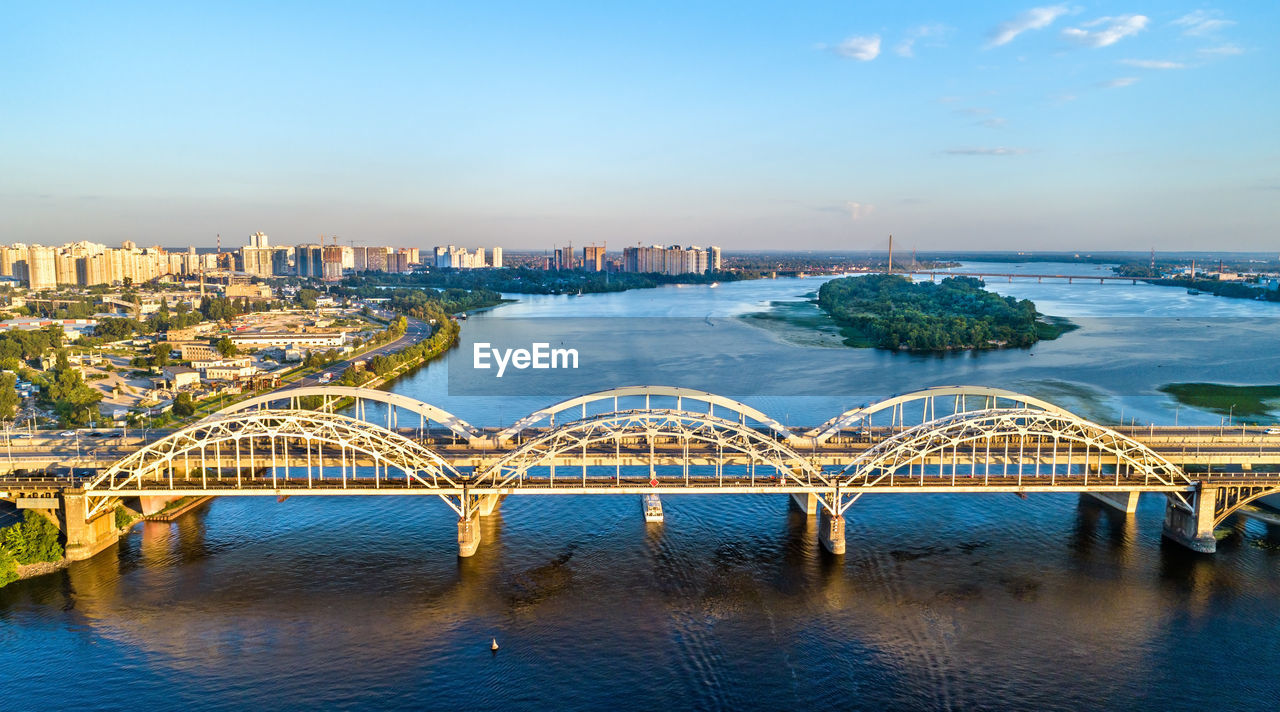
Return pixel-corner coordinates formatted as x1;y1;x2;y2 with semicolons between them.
1;2;1275;251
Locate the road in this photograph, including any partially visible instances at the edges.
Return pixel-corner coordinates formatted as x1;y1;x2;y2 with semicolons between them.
291;313;435;388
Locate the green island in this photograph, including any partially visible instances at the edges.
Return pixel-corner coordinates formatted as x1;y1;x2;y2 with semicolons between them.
1159;383;1280;423
816;274;1074;351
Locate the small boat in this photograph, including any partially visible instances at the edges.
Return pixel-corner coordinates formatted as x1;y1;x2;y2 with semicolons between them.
458;312;468;320
643;493;663;522
491;638;499;651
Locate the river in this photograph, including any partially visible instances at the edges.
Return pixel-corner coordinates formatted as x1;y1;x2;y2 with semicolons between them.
2;263;1278;711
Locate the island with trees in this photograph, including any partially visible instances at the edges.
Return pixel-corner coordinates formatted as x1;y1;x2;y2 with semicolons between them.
816;274;1073;352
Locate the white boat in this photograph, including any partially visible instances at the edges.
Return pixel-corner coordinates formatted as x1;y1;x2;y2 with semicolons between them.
643;493;663;522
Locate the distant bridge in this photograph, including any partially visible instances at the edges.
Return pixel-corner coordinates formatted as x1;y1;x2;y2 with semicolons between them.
919;270;1144;284
5;386;1279;559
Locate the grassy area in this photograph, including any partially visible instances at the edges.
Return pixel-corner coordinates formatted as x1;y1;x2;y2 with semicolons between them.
1159;382;1280;423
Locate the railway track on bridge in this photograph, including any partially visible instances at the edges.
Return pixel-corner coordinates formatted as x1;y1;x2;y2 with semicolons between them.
4;385;1279;558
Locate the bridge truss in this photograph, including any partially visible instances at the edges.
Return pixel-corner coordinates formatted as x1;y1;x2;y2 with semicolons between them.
478;408;824;491
84;410;467;518
70;384;1280;555
831;408;1195;515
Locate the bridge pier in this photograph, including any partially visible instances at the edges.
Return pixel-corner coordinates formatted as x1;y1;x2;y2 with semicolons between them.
59;490;120;561
475;493;504;517
818;506;845;555
1086;491;1140;514
458;513;482;557
1162;488;1217;553
789;491;817;515
139;495;183;516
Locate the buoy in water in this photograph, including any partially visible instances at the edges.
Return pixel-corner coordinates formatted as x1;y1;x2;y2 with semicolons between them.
491;638;499;651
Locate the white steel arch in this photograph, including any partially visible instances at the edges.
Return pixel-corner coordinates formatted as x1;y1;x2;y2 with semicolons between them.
216;386;477;439
807;386;1077;443
480;409;824;490
494;386;793;443
835;408;1191;510
84;409;465;517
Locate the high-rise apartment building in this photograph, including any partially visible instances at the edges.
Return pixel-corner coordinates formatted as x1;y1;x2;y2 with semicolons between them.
583;245;606;272
621;245;717;275
238;232;276;277
555;245;575;270
294;245;324;278
322;245;344;281
26;246;57;290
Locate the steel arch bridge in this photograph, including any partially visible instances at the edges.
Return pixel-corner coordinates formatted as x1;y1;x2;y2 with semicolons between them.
477;409;825;491
493;386;794;445
84;410;467;519
805;385;1075;444
65;384;1280;557
216;385;478;440
831;408;1194;514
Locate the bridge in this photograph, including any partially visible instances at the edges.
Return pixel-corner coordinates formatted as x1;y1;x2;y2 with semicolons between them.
919;270;1146;284
3;385;1278;560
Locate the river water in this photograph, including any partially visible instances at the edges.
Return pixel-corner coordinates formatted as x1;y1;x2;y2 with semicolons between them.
3;263;1279;711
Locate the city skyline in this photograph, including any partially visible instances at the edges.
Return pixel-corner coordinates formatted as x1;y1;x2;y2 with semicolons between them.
1;2;1275;250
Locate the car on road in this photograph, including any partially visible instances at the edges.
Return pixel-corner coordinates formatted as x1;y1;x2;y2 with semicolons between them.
58;431;75;438
1266;428;1280;435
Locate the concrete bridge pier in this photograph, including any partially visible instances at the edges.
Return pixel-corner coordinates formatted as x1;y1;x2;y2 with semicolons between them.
818;506;846;555
458;513;482;557
59;490;120;561
789;492;817;515
475;493;504;517
1086;491;1140;514
1162;488;1217;553
139;495;183;516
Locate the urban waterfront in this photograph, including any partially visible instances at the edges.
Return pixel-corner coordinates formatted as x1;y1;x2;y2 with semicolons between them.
3;265;1279;710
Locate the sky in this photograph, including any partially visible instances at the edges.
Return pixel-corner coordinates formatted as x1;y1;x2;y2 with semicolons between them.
1;1;1276;252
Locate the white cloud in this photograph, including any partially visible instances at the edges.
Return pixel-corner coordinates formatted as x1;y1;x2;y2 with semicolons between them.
943;147;1029;156
836;35;881;61
1063;15;1148;48
985;5;1068;48
1199;43;1244;56
1098;77;1140;88
846;202;875;220
895;24;947;57
978;118;1008;129
1173;10;1235;36
954;106;992;116
1120;59;1186;69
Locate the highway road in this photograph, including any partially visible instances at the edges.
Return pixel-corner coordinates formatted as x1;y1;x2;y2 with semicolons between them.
291;313;435;388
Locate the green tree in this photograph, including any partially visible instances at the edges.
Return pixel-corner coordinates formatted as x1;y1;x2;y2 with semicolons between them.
0;372;20;421
150;342;171;369
1;511;63;565
172;392;195;418
42;350;103;427
214;336;237;357
0;547;16;587
297;288;319;309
